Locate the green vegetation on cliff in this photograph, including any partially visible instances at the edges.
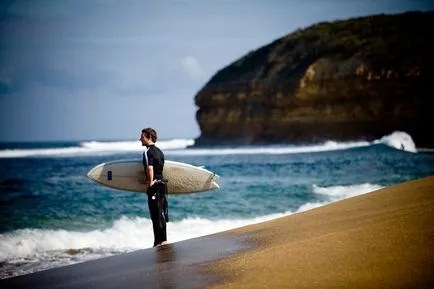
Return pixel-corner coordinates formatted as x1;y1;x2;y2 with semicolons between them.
194;11;434;147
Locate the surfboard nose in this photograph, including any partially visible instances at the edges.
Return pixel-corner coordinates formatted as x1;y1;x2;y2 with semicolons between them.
86;168;94;180
86;163;104;181
87;163;100;176
86;168;93;179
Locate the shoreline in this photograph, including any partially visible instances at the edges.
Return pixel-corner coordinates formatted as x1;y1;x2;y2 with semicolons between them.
1;233;254;289
2;176;433;288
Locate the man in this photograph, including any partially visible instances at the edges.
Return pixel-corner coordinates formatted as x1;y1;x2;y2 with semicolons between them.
140;127;168;247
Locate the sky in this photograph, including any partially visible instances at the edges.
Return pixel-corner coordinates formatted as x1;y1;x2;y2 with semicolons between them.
1;0;433;142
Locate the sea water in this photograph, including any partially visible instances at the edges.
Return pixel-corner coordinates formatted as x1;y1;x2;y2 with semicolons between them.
1;131;433;278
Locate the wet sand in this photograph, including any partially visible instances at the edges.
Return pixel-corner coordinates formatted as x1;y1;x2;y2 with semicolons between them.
1;234;251;289
2;176;433;288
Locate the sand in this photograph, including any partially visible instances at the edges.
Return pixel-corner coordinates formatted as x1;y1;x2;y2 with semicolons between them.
2;176;433;289
207;175;434;288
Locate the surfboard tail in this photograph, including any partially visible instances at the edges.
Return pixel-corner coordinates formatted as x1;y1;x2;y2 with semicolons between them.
211;181;220;190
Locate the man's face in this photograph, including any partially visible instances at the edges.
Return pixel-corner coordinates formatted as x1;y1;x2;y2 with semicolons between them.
140;133;149;146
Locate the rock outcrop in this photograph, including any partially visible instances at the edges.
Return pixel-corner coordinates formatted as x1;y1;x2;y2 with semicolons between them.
194;11;434;147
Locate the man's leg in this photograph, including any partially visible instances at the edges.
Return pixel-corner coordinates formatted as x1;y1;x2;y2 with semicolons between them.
148;184;167;247
155;184;167;245
148;194;159;247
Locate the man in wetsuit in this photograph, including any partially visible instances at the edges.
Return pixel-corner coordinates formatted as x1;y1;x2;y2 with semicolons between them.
140;127;168;247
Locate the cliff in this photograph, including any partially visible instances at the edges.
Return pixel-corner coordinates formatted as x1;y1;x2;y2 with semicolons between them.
194;11;434;147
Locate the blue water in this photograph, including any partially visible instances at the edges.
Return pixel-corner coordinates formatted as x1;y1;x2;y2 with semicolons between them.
1;132;433;278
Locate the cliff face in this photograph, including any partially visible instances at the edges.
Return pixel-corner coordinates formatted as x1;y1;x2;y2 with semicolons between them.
194;11;434;147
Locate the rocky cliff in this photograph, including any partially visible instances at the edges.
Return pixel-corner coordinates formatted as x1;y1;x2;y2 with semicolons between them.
194;11;434;147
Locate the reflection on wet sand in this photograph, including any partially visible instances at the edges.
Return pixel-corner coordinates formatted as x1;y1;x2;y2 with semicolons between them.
1;234;252;289
154;245;176;289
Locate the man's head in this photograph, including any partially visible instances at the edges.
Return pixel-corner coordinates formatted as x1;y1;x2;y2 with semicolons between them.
140;128;157;146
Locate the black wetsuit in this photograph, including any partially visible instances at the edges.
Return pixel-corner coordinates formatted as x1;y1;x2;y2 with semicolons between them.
143;144;168;247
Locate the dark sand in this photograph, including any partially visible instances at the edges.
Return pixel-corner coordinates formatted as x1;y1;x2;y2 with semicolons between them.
2;176;433;288
1;234;251;289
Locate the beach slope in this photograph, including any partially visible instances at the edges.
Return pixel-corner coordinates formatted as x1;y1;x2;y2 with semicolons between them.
209;175;434;288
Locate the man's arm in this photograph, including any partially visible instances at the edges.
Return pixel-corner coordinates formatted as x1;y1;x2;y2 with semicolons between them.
144;149;156;188
146;166;155;187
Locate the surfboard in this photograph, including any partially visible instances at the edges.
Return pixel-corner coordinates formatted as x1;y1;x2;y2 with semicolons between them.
87;160;220;194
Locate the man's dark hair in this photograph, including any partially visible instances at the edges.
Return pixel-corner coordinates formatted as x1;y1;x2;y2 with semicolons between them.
142;128;157;142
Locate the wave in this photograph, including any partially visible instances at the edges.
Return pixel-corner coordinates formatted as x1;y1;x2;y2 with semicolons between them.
0;131;417;158
0;215;270;262
166;131;417;156
373;131;417;153
300;183;384;214
0;213;292;278
166;140;371;156
312;183;385;199
0;181;383;278
81;138;195;151
0;139;194;158
417;148;434;153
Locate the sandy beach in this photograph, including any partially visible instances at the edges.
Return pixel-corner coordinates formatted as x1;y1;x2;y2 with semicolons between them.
208;175;434;288
2;175;433;289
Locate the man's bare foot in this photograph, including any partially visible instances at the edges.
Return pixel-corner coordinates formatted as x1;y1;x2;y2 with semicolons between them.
156;241;168;247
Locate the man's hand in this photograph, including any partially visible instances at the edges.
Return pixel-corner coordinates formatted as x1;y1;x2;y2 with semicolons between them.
148;179;156;187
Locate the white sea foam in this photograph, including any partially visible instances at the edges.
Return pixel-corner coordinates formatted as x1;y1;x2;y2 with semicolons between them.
167;131;417;156
0;182;383;262
374;131;417;153
0;139;194;158
165;131;417;156
0;215;274;262
294;183;384;214
0;131;417;158
166;140;371;156
81;138;194;151
417;148;434;153
1;214;291;277
313;183;385;199
0;181;384;278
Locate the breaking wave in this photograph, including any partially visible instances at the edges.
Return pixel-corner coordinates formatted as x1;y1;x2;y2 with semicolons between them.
0;181;382;278
0;131;417;158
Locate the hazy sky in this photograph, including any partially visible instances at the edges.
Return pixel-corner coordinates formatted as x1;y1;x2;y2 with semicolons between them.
1;0;433;142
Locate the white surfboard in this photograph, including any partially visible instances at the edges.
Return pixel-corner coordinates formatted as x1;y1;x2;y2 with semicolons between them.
87;160;220;194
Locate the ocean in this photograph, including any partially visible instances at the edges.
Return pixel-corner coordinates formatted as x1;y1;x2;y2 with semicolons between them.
1;131;434;279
